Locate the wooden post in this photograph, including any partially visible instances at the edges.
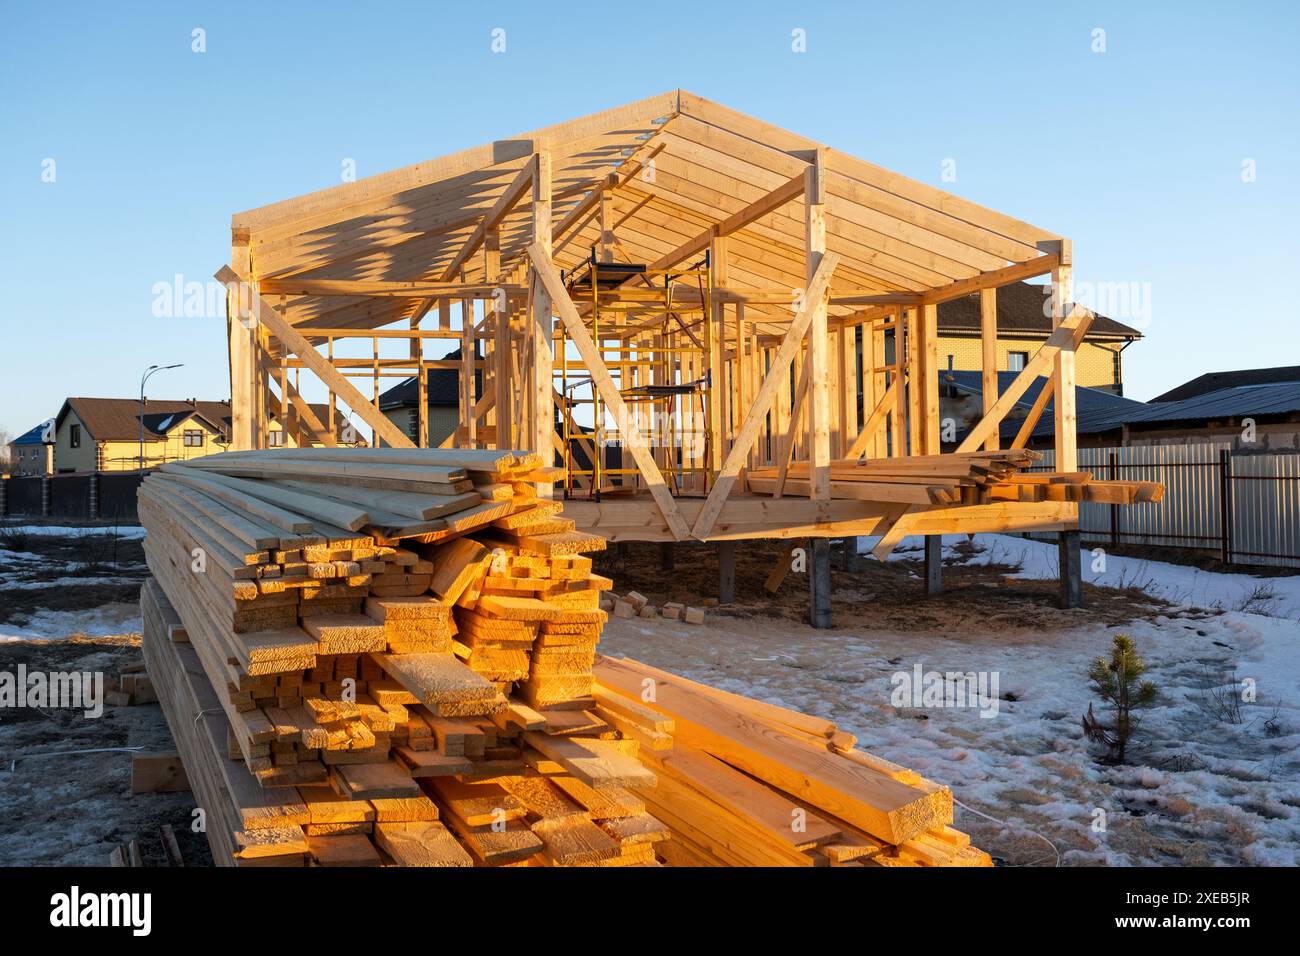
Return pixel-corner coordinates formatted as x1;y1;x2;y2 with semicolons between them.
461;294;476;446
708;237;727;471
484;227;502;448
228;236;255;450
808;537;832;629
1058;530;1083;608
530;152;554;493
805;156;830;500
718;540;736;605
920;302;939;454
924;535;942;596
1049;241;1077;471
980;287;999;451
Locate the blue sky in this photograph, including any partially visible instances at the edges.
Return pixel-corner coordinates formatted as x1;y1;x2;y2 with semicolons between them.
2;0;1297;438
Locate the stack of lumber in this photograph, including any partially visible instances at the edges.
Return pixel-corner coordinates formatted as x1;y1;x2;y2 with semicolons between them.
139;448;662;867
139;447;989;868
592;656;992;867
747;450;1163;507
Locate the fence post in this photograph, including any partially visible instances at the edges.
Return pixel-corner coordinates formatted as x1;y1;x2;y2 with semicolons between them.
1108;451;1119;547
1218;448;1232;564
89;472;100;521
40;476;51;517
0;474;6;517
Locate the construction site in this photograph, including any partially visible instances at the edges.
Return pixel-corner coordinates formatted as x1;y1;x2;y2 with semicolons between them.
4;91;1297;882
77;90;1180;869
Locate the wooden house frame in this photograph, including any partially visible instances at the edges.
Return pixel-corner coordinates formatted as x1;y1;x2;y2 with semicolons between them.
219;91;1114;620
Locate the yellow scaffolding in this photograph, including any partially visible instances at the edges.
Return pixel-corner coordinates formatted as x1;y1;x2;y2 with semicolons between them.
558;249;713;501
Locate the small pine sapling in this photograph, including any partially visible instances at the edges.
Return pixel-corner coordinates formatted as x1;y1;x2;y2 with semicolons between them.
1082;633;1157;763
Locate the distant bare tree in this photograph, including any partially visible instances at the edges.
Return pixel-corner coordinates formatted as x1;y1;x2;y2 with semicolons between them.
0;428;12;473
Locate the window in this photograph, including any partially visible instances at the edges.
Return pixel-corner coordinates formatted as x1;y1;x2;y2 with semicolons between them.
268;429;286;447
183;429;204;447
1007;351;1028;372
69;424;81;448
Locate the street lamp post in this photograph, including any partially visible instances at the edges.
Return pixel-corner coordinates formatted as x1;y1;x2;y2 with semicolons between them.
139;364;184;472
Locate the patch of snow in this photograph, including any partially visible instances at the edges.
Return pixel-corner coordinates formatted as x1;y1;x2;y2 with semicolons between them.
0;604;142;641
0;525;146;539
602;540;1300;866
863;532;1300;620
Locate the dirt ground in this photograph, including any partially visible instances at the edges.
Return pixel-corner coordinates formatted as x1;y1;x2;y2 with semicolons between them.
593;536;1167;635
0;525;145;627
0;635;213;867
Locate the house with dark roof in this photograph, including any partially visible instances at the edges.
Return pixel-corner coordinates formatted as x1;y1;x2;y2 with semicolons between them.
944;374;1300;455
936;281;1142;395
6;421;55;476
378;347;475;447
51;397;361;472
941;370;1149;450
1122;382;1300;452
1151;366;1300;403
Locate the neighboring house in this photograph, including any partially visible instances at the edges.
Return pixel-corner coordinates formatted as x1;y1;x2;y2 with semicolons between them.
945;373;1300;454
52;397;361;472
935;281;1142;395
1121;382;1300;452
1150;365;1300;403
7;421;55;476
378;347;474;447
942;370;1149;451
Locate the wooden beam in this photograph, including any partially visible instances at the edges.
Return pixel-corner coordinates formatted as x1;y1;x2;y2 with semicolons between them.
708;236;727;472
259;353;336;447
921;254;1060;305
529;152;554;495
257;279;525;298
980;288;999;451
919;302;939;454
1051;260;1077;472
227;238;255;450
527;243;691;541
215;266;414;449
954;306;1092;454
643;172;806;275
805;156;830;500
690;252;841;539
440;156;536;283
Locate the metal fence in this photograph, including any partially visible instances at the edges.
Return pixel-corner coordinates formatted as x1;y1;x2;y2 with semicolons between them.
1028;442;1300;569
0;471;143;523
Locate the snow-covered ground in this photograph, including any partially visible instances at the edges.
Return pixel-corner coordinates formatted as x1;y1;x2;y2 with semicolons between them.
884;533;1300;620
0;605;143;643
601;534;1300;867
0;525;146;539
1;528;146;641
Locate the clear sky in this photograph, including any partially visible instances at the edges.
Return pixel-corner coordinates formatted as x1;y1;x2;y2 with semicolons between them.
2;0;1297;439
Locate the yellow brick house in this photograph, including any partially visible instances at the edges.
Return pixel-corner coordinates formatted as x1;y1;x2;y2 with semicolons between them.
52;397;361;472
936;281;1141;394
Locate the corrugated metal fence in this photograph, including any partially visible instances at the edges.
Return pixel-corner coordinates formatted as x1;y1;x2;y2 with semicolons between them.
1028;442;1300;569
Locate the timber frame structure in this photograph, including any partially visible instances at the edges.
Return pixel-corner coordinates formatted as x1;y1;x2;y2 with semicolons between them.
220;90;1099;570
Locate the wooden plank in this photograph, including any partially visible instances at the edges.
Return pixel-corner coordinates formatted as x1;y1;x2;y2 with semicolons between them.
594;657;944;844
131;751;190;794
